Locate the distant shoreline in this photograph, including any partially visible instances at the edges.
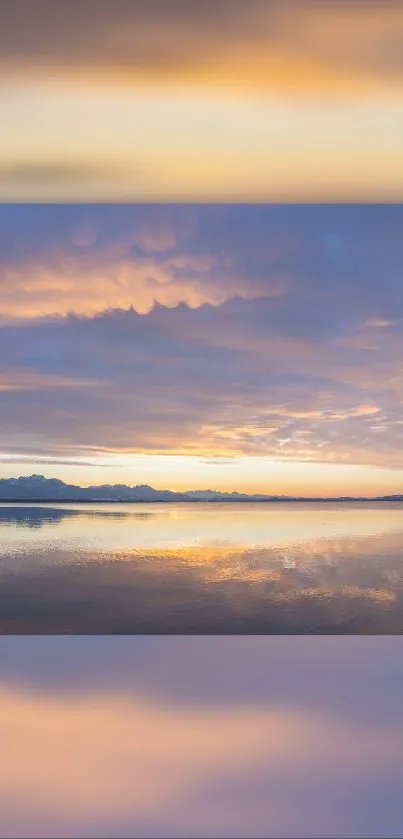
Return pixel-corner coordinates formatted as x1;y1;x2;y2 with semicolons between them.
2;477;403;505
1;498;403;504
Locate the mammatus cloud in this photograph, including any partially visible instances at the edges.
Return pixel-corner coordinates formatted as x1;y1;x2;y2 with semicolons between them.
0;205;285;317
1;205;403;480
0;250;268;318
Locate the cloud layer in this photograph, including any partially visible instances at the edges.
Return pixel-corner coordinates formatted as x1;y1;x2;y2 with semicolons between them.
1;204;403;483
1;636;403;837
2;1;403;93
1;3;403;201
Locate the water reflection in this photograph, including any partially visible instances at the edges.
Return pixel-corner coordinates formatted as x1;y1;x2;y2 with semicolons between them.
1;502;403;632
0;505;150;528
1;636;403;838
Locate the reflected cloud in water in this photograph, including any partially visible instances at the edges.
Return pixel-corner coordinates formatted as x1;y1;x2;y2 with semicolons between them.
1;502;403;632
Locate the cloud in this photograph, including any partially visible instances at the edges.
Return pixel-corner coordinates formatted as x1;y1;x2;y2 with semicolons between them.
2;203;402;321
0;690;278;829
1;637;403;836
0;160;157;201
1;205;403;471
0;162;129;186
0;205;285;317
2;6;403;203
0;687;401;836
0;299;402;469
1;636;403;721
1;1;403;94
0;455;120;467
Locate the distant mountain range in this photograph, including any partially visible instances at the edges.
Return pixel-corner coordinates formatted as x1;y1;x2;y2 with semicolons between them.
0;474;403;503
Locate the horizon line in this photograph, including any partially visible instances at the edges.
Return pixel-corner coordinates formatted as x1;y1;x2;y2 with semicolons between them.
1;474;403;502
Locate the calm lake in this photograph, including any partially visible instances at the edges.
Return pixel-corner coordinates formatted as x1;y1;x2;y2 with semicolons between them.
1;501;403;633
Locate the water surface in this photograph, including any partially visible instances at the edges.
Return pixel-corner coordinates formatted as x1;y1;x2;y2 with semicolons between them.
1;501;403;632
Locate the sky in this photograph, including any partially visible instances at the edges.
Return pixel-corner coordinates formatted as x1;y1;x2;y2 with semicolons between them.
1;203;403;496
1;0;403;200
1;636;403;837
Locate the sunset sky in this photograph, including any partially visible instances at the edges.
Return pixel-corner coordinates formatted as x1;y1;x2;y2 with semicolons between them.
4;5;403;830
1;0;403;200
1;203;403;496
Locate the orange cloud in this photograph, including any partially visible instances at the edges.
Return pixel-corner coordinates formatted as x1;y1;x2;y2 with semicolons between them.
2;3;403;201
1;1;403;95
0;249;283;319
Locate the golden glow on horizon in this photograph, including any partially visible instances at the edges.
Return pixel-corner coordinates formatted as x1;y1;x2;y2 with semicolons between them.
3;454;403;498
2;82;403;200
2;51;403;201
